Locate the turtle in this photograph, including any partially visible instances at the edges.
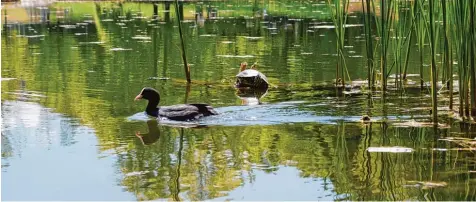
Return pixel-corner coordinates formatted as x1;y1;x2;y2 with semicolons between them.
235;62;269;89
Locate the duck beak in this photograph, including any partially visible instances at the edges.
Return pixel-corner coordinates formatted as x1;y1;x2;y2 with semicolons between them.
134;94;142;101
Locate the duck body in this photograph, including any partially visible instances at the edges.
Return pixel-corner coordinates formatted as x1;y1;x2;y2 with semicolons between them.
135;87;218;121
156;103;218;121
235;62;269;89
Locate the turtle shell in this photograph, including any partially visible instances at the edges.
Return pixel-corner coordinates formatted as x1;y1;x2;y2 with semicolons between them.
236;69;260;77
236;69;269;86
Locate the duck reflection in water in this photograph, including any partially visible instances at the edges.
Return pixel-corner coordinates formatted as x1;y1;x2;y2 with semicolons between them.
236;87;268;106
135;120;161;145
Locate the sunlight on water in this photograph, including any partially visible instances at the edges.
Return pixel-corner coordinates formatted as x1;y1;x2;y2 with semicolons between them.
1;101;134;201
1;1;475;201
212;167;344;201
127;101;412;127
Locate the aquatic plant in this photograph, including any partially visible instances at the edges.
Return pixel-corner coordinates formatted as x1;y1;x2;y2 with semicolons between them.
361;0;375;90
392;0;414;90
447;0;475;119
326;0;350;87
441;0;453;110
428;0;438;122
469;0;476;118
357;0;476;122
174;0;191;83
414;0;427;90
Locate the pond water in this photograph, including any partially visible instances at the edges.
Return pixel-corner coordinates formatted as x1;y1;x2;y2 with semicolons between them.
1;1;475;201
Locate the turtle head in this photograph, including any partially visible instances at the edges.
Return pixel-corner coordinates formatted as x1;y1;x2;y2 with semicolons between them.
239;62;248;72
250;62;258;70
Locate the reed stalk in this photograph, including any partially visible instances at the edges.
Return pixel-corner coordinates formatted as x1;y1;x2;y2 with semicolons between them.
429;0;438;123
463;15;470;119
470;0;476;117
392;0;413;90
392;1;400;89
378;0;394;94
362;0;374;90
442;0;453;110
326;0;350;87
449;0;462;116
380;0;387;93
449;0;469;118
174;0;191;83
403;0;417;81
414;0;427;89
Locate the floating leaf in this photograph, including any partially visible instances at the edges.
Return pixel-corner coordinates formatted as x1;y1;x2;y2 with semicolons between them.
439;137;476;150
392;120;450;128
110;48;132;51
310;24;363;29
79;41;104;45
23;35;45;38
132;35;151;40
148;77;170;80
59;25;77;29
243;36;263;40
1;78;16;81
367;147;414;153
199;34;217;37
404;181;447;189
217;55;254;58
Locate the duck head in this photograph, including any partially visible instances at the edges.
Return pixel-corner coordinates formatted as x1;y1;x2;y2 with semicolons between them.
135;87;160;117
239;62;248;72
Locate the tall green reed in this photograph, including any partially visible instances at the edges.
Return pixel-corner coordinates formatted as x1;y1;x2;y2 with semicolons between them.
441;0;453;110
429;0;438;123
391;0;414;90
414;0;427;90
470;0;476;117
449;0;470;118
359;0;475;122
362;0;375;115
377;0;393;94
174;0;191;83
362;0;375;90
326;0;350;87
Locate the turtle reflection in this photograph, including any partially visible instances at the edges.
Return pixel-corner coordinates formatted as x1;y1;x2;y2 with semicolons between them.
236;87;268;106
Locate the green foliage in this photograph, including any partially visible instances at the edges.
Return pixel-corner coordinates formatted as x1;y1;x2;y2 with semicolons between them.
2;1;476;201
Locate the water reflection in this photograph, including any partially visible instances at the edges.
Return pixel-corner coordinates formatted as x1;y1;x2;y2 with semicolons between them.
135;120;161;145
122;120;475;201
1;1;475;201
235;88;268;106
1;101;134;201
213;166;343;201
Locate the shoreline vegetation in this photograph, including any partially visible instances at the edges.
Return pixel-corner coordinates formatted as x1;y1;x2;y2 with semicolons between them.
2;0;475;125
2;1;475;200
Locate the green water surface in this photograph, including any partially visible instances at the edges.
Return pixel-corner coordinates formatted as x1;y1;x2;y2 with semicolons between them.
1;1;475;201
